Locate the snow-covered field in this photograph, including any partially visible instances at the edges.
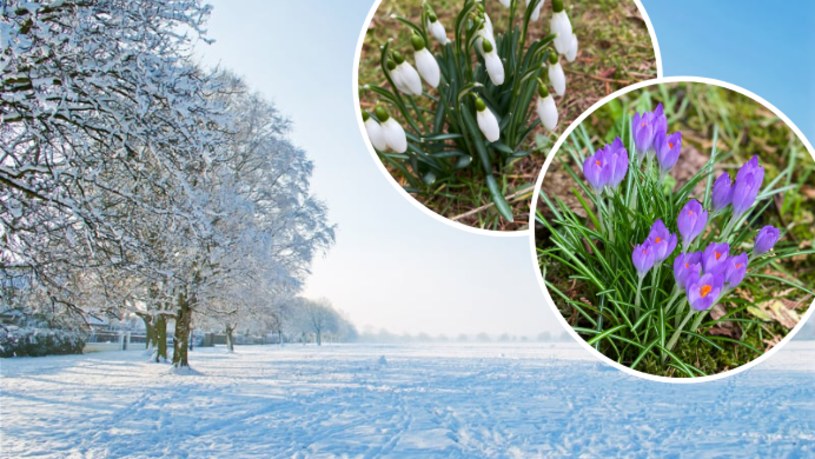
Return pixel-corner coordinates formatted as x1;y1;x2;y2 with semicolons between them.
1;342;813;458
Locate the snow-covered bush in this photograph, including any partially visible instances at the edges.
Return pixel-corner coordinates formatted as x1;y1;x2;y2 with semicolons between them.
0;325;86;357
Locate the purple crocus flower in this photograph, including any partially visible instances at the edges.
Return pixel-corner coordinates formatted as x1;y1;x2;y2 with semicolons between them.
603;137;629;188
654;130;682;173
732;156;765;216
702;242;730;274
673;252;702;291
711;173;733;211
754;225;781;255
632;104;667;156
687;272;724;311
583;149;608;190
646;219;678;263
677;199;708;250
632;242;656;279
724;253;748;288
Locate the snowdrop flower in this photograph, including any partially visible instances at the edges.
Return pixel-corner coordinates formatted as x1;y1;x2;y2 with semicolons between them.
498;0;511;7
527;0;545;21
362;111;387;151
390;51;422;96
426;13;449;45
550;0;573;56
547;53;566;97
536;84;558;132
481;39;504;86
564;33;578;62
475;97;500;142
375;106;408;153
411;35;440;88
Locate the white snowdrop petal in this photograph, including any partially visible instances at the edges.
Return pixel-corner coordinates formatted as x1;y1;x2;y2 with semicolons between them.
427;20;449;45
415;48;440;88
485;51;505;86
537;95;558;131
398;62;423;96
530;0;545;21
383;118;408;153
565;33;579;62
499;0;511;7
551;11;573;55
364;118;388;151
548;62;566;97
476;108;501;142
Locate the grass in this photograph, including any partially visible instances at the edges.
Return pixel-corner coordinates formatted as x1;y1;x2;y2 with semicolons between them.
536;82;815;377
359;0;657;231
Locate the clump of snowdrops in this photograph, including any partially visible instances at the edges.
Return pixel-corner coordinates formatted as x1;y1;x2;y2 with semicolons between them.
537;102;811;377
362;0;578;222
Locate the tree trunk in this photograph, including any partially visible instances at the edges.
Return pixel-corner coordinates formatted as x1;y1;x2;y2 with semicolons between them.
139;314;154;351
225;325;235;353
172;292;191;367
155;314;168;362
316;329;322;346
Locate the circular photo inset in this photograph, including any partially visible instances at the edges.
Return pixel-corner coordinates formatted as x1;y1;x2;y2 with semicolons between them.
356;0;659;232
532;79;815;379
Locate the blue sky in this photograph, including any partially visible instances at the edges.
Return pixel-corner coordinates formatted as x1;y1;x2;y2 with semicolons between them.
197;1;814;336
642;0;815;139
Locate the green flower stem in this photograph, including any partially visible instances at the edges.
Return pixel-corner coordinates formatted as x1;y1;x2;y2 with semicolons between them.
690;307;710;332
634;275;644;319
665;306;694;358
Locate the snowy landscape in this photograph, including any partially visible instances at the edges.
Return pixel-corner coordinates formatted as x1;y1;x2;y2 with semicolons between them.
2;341;814;458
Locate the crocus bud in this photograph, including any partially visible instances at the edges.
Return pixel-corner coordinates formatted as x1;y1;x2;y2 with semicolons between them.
426;14;449;45
702;242;730;275
654;131;682;173
482;40;505;86
582;147;608;191
646;219;678;263
547;54;566;97
536;84;558;132
724;253;748;288
732;156;764;217
412;35;440;88
527;0;544;21
754;225;780;255
711;173;733;211
375;107;408;153
687;272;724;311
604;138;628;189
677;199;708;250
475;97;500;142
363;111;387;151
632;242;656;279
673;252;702;291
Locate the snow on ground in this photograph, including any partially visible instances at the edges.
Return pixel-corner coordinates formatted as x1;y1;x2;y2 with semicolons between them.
1;342;813;458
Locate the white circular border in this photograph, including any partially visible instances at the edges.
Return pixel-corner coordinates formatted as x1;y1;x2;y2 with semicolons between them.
352;0;663;238
526;75;815;384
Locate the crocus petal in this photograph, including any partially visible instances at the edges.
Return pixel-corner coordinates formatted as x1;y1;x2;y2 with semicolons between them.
536;94;558;131
687;273;724;311
677;199;708;249
724;253;748;287
548;61;566;97
364;118;387;151
382;118;407;153
711;173;733;211
414;48;440;88
476;107;500;142
655;131;682;172
754;225;780;255
702;242;730;274
632;242;656;278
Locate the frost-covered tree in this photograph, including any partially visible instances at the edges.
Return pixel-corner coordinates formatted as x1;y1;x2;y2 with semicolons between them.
1;0;225;320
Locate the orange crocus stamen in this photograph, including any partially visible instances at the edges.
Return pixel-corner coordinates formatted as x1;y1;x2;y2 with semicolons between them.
595;160;601;166
735;263;743;269
700;284;712;298
684;262;689;269
668;142;674;149
715;252;722;260
655;237;662;243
